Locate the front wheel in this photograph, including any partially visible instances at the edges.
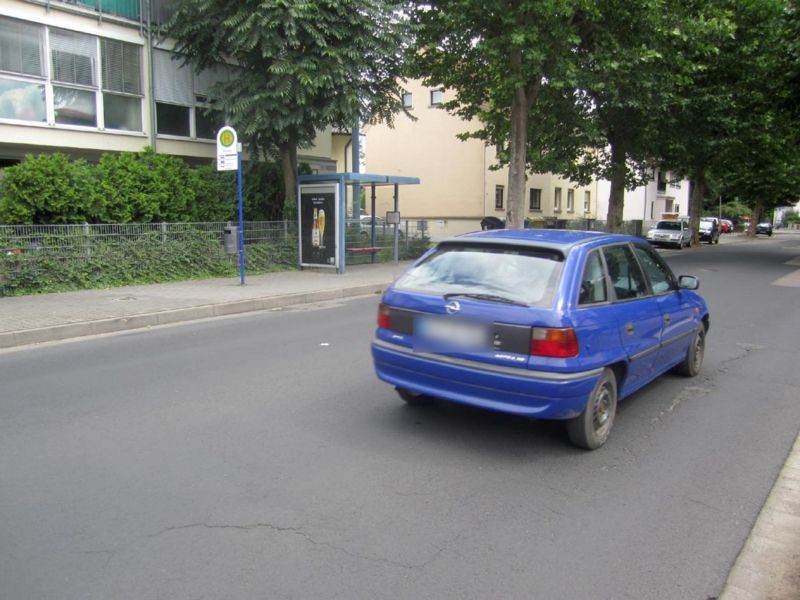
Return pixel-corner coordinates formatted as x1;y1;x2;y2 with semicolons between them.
674;328;705;377
566;369;618;450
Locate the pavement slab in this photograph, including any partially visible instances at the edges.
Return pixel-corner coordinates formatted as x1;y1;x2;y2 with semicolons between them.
0;262;409;348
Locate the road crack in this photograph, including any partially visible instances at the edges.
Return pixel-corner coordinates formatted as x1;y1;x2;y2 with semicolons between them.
717;342;764;373
145;521;460;570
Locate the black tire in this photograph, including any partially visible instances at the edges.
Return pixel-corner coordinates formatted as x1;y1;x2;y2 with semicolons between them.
396;387;433;406
674;328;705;377
566;368;618;450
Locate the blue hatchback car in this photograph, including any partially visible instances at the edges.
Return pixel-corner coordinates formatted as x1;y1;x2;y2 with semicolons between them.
372;229;710;449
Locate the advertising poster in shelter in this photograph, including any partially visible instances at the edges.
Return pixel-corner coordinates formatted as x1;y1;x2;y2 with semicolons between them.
299;185;337;268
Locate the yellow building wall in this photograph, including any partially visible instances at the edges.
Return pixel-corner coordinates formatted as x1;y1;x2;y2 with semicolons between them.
362;80;598;238
363;81;485;236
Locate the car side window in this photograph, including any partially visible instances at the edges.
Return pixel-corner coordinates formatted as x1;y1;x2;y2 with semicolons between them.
578;250;608;305
602;245;650;301
631;244;677;294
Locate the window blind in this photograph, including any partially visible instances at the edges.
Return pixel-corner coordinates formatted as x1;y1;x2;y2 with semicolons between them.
50;28;97;87
102;39;141;95
153;49;192;105
194;62;230;98
0;17;45;77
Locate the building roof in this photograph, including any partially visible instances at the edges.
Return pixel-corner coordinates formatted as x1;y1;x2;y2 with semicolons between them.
298;173;420;186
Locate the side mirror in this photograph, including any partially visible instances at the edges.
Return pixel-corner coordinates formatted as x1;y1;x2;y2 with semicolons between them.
678;275;699;290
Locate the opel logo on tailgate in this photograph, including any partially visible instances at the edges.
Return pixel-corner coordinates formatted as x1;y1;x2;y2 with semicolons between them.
445;300;461;315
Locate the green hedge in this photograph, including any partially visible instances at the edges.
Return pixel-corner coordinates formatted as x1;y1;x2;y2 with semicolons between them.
0;149;290;225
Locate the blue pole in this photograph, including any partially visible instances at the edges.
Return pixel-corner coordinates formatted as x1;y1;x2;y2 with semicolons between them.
237;151;245;285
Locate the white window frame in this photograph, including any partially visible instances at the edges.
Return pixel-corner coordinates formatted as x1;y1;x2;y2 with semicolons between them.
48;29;101;129
0;17;143;133
0;16;48;125
100;38;143;132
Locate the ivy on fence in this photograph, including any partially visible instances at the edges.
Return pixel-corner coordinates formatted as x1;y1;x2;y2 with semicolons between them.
0;230;298;296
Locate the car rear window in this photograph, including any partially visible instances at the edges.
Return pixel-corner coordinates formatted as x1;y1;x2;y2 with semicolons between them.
656;221;682;230
394;244;564;306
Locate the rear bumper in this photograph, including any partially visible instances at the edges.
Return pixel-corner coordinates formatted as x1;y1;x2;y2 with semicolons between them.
371;339;602;419
648;238;682;247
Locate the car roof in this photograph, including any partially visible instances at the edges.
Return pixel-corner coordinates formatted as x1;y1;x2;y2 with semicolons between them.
445;228;638;252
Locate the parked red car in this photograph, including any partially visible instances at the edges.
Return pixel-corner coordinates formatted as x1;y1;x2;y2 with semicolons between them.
719;219;733;233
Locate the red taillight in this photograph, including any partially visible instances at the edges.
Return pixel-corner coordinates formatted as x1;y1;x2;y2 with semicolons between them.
530;327;579;358
377;303;392;329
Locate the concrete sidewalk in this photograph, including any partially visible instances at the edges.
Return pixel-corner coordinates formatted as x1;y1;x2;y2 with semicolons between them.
0;255;797;599
0;261;409;349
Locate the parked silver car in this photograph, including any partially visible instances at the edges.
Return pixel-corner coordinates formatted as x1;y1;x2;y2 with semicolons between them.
348;215;404;239
645;220;691;248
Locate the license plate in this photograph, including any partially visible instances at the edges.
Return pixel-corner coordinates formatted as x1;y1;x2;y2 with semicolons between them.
414;316;489;352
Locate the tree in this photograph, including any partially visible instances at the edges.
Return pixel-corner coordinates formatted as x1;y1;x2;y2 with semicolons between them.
517;1;729;232
166;0;408;218
659;0;800;241
408;1;584;229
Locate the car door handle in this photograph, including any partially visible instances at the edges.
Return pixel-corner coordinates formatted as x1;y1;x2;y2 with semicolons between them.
625;322;635;335
663;315;672;324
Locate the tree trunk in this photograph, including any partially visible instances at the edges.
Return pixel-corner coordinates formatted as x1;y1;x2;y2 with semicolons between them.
280;141;298;222
689;169;706;246
505;48;532;230
605;140;626;232
748;199;764;237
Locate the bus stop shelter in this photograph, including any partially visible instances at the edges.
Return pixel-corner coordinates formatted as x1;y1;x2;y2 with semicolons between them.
297;173;420;274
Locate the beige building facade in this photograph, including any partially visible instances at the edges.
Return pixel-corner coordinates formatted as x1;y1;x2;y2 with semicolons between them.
360;80;598;239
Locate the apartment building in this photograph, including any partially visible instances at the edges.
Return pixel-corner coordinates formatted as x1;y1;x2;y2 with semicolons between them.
360;79;698;237
361;79;599;238
0;0;336;171
596;169;691;227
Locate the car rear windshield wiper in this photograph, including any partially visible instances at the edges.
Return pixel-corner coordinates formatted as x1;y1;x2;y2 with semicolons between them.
443;292;529;306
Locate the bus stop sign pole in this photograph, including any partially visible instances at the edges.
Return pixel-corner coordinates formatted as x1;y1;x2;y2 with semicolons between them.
217;126;245;285
236;148;245;286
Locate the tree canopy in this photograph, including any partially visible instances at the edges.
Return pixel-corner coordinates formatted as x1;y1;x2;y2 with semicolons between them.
408;0;800;231
407;0;584;228
165;0;408;217
652;0;800;240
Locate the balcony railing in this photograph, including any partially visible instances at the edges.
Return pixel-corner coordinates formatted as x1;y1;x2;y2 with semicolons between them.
59;0;141;21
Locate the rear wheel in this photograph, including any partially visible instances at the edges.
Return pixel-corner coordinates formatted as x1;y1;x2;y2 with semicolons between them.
396;387;433;406
675;328;705;377
566;369;618;450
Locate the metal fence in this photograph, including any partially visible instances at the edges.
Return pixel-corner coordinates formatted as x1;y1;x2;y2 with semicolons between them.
0;220;432;267
0;218;644;260
0;221;292;260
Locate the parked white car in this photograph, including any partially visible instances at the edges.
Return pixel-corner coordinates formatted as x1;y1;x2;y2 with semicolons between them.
646;220;691;248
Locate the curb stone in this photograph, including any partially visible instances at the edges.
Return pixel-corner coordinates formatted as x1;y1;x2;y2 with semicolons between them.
0;283;385;349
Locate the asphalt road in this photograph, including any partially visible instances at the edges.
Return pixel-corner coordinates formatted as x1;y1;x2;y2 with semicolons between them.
1;235;798;600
